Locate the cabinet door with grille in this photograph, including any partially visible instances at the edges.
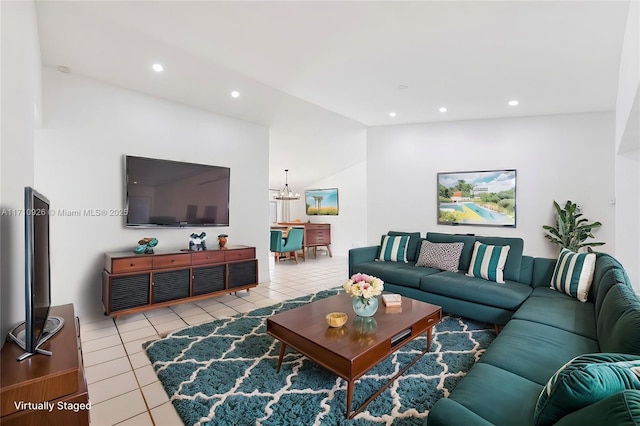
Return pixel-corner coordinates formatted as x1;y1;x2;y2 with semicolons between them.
228;260;258;289
193;265;225;296
152;269;190;303
110;273;151;312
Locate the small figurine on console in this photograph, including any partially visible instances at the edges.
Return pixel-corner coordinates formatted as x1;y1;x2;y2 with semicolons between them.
134;237;158;254
218;234;228;248
189;232;207;251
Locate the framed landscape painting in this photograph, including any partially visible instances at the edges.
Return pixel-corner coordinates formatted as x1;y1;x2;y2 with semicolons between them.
305;188;339;216
437;169;516;227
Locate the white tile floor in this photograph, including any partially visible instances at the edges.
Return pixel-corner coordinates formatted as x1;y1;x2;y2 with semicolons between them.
79;252;346;425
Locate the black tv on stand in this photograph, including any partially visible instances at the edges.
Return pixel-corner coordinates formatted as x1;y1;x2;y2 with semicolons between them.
8;187;64;361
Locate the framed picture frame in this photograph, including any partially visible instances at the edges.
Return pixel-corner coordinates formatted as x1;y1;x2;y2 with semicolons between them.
305;188;339;216
437;169;516;227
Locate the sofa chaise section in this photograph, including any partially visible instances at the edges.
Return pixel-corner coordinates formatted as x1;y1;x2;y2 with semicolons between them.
428;250;640;425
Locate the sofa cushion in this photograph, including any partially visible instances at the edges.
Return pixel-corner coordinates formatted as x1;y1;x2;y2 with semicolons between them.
594;267;631;318
597;284;640;355
466;241;510;283
553;389;640;426
512;293;597;340
420;271;532;310
519;255;534;285
386;231;422;261
550;248;596;302
378;235;409;262
415;240;463;272
590;252;632;303
426;232;476;272
532;257;557;288
529;286;574;299
534;353;640;426
353;261;439;289
445;362;543;426
479;319;600;385
475;235;523;282
427;398;494;426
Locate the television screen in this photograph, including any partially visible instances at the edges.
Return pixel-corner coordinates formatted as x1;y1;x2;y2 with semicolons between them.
125;156;230;227
24;186;51;354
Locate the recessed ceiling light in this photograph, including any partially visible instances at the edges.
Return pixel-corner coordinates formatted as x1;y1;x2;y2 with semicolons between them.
397;84;409;90
389;112;397;117
231;91;240;98
439;107;448;112
152;63;164;72
508;100;519;106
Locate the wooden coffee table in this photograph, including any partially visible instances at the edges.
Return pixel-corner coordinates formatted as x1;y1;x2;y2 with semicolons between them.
266;293;442;418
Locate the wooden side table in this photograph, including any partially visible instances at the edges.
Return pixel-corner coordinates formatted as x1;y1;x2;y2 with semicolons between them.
276;222;332;258
1;304;89;425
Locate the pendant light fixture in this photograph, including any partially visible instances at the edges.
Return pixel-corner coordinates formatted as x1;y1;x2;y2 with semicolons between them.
273;169;300;200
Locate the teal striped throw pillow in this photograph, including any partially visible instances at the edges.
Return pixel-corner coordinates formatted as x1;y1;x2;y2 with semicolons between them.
550;248;596;302
378;235;409;263
466;241;510;283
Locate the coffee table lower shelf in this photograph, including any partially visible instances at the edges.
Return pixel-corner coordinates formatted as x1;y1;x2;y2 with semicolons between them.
266;294;442;419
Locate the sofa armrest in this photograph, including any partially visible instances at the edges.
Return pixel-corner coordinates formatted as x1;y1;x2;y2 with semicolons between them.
429;398;494;426
348;246;379;276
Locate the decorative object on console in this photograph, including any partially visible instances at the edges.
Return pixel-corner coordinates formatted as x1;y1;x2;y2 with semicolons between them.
304;188;339;215
550;248;596;302
437;169;516;227
343;273;383;317
189;232;207;251
217;234;228;248
466;241;510;283
415;240;464;272
134;237;158;254
542;200;604;252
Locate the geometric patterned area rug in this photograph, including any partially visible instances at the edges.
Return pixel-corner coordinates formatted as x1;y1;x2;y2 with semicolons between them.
143;288;495;425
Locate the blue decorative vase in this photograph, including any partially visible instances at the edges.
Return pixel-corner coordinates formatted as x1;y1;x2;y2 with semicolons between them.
352;296;379;317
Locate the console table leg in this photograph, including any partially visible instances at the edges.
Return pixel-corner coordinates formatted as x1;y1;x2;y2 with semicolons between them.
276;342;287;373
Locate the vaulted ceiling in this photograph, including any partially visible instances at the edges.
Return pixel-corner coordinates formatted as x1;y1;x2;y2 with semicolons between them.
34;1;630;188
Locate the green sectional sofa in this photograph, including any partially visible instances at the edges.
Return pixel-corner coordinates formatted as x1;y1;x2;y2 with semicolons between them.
349;231;640;425
349;231;532;326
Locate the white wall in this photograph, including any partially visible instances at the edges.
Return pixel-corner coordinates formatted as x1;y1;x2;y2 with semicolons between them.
615;1;639;151
614;1;640;290
0;1;42;344
35;68;270;316
367;113;616;259
288;162;368;256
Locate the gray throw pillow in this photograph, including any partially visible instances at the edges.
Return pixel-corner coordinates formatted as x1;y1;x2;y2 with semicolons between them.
415;241;464;272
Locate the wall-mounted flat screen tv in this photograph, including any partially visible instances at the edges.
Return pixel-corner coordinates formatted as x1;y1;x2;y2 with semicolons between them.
125;156;230;227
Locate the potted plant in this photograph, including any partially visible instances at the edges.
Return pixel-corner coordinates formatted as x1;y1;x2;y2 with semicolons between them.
542;200;604;252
